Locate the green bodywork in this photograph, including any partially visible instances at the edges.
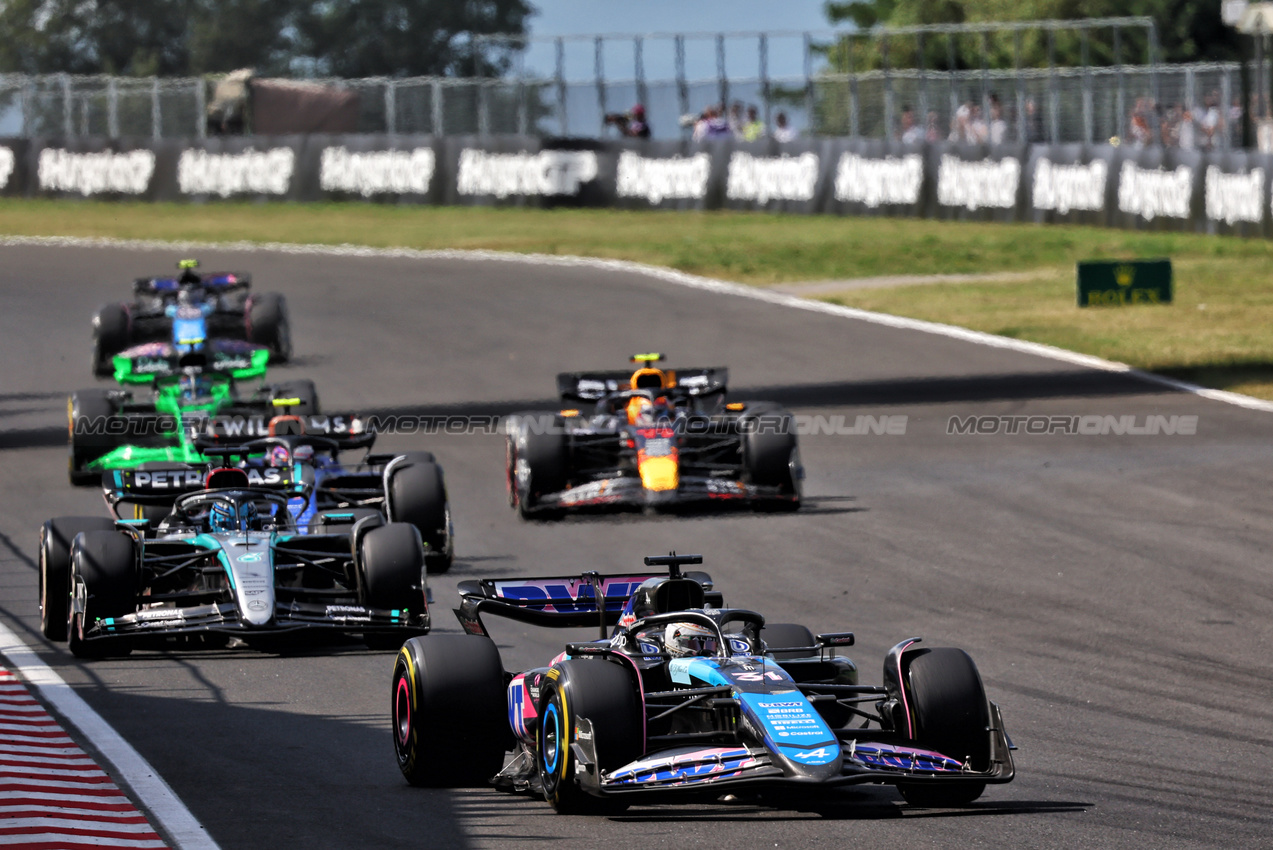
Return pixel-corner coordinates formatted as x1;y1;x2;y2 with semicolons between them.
87;348;272;473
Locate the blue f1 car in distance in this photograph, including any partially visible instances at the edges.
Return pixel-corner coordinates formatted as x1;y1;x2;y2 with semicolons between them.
391;554;1015;811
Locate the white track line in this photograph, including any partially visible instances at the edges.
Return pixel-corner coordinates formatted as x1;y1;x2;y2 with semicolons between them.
0;622;219;850
2;232;1269;414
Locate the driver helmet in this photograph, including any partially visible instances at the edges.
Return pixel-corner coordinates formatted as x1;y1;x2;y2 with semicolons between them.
664;622;717;658
268;444;291;467
209;499;257;532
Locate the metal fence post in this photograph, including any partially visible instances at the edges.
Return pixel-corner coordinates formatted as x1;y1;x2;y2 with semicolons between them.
849;37;859;138
717;34;728;108
151;76;161;139
883;34;894;139
947;32;958;122
675;35;689;131
385;79;396;134
595;35;606;127
62;73;72;139
1081;28;1093;143
1220;68;1232;150
760;33;771;128
477;79;489;136
107;77;119;138
635;36;648;111
555;38;567;135
917;32;928;127
1148;20;1161;110
1114;25;1126;142
1047;27;1058;142
194;77;206;138
803;32;814;131
432;79;444;136
980;30;991;142
20;75;33;137
1015;28;1026;142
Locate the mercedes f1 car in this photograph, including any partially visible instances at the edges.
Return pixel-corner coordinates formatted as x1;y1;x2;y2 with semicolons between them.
192;430;454;574
391;554;1015;810
92;258;290;377
38;467;430;658
69;320;316;485
505;355;803;517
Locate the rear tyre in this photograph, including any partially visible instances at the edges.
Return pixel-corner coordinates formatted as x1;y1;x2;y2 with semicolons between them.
247;293;291;363
91;303;130;378
897;647;991;807
68;530;136;660
68;390;118;486
392;635;507;787
513;420;567;521
741;406;800;508
761;623;816;660
539;660;642;815
359;522;426;614
388;461;452;574
270;380;319;416
39;517;118;642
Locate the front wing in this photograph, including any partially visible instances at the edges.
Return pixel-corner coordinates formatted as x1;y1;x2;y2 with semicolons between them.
530;475;797;512
571;703;1014;799
79;600;427;643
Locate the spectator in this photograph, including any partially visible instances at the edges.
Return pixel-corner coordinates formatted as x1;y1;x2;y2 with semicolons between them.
1160;103;1183;147
988;94;1008;144
968;104;989;144
1129;97;1153;148
925;110;942;142
773;111;797;143
1178;105;1196;151
692;105;731;142
1024;97;1045;143
1198;90;1222;149
741;106;766;141
605;103;650;138
1230;98;1244;148
728;101;745;138
949;99;972;143
898;105;923;144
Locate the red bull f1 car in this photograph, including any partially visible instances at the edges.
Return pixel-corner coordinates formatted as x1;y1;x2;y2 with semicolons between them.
391;554;1015;811
505;355;802;518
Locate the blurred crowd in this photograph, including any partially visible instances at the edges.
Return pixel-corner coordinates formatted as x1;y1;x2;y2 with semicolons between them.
1126;91;1245;150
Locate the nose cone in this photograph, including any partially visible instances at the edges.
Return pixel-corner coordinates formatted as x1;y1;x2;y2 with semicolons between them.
639;456;679;492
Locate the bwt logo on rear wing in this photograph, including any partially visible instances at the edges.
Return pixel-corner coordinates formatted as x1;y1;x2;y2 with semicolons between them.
490;575;657;614
454;572;669;636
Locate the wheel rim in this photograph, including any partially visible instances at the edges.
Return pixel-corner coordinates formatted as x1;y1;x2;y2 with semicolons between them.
541;700;562;778
394;674;412;749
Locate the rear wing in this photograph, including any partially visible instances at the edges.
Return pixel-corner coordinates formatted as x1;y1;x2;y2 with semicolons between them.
454;567;719;636
556;367;729;403
195;413;372;443
103;464;305;514
112;340;269;384
134;272;250;294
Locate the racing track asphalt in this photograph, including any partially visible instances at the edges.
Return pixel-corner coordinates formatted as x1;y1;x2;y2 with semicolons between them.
0;243;1269;849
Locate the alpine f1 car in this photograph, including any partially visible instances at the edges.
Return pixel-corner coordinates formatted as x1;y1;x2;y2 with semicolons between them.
69;318;316;485
191;430;454;574
92;258;290;377
505;355;803;517
391;554;1015;810
38;467;430;658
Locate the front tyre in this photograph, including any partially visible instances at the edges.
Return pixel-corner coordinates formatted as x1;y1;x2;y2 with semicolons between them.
39;517;118;642
91;303;129;378
388;461;452;574
897;647;991;807
539;659;642;814
67;530;136;660
392;635;507;787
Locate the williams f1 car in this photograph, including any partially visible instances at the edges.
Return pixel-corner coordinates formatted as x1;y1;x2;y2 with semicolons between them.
505;355;802;517
38;467;430;658
69;318;316;484
92;258;290;376
391;554;1014;810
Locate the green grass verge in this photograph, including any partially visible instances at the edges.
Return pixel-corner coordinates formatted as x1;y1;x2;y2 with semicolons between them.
3;199;1271;399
